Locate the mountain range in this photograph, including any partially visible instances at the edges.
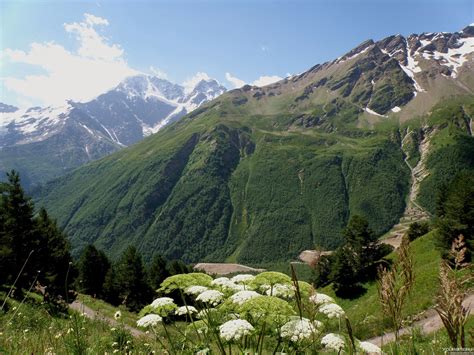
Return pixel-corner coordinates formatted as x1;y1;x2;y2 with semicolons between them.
0;75;226;188
34;25;474;264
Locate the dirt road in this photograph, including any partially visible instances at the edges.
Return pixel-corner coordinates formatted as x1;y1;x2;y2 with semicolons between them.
367;292;474;346
70;300;146;337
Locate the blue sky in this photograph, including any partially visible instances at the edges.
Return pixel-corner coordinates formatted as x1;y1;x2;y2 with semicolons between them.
1;0;472;107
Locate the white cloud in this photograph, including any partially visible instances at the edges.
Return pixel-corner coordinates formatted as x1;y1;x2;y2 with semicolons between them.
225;72;246;88
252;75;282;87
225;72;282;89
84;13;108;26
182;72;211;93
2;13;137;106
149;66;168;79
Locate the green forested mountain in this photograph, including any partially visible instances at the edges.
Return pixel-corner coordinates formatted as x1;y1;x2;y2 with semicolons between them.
36;27;474;264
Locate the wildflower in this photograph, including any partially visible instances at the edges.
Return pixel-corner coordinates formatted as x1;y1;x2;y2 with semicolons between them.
196;290;225;306
309;293;334;306
280;318;318;343
126;340;132;345
144;343;150;347
110;327;116;332
113;350;119;354
143;297;177;316
319;303;346;319
159;273;213;293
223;282;245;292
230;290;261;305
185;285;208;296
357;340;382;354
231;274;255;284
219;319;254;341
251;271;292;291
137;314;163;328
54;333;62;339
114;310;121;320
23;329;29;333
321;333;345;352
266;283;293;298
175;305;198;316
212;277;231;286
151;297;175;308
112;342;118;347
239;296;296;328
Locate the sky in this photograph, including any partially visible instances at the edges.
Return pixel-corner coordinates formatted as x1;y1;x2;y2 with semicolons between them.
1;0;473;108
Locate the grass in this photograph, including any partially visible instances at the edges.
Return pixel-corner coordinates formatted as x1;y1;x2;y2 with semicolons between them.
77;294;139;328
321;232;442;339
382;315;474;354
0;294;154;354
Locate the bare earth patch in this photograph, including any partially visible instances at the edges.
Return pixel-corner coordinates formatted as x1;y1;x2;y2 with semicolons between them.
193;263;265;275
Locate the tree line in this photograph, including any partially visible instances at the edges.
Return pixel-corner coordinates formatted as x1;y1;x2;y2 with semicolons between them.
0;170;192;311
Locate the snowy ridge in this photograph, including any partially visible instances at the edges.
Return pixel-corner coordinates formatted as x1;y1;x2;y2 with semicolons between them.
1;74;227;148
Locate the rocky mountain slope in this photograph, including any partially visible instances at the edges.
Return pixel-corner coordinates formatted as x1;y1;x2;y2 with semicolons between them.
36;25;474;264
0;75;226;188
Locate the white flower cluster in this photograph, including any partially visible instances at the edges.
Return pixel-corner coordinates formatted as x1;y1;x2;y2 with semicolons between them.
136;314;162;328
231;274;255;284
265;283;293;298
212;277;244;292
309;293;334;306
319;303;345;319
185;285;208;296
230;290;261;305
219;319;254;341
151;297;176;308
321;333;345;352
211;277;231;286
175;305;198;316
280;318;318;343
358;341;382;354
196;290;225;306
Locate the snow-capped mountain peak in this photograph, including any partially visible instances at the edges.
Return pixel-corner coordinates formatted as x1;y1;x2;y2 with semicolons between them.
0;74;227;150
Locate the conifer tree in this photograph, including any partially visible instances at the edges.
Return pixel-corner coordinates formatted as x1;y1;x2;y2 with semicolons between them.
77;244;111;297
34;208;75;300
148;254;170;290
115;246;152;311
1;171;38;292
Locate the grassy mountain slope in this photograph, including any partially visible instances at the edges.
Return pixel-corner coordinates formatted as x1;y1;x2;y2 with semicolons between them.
36;40;474;264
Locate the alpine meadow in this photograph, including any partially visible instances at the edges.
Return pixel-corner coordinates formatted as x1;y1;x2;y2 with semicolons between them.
1;2;473;354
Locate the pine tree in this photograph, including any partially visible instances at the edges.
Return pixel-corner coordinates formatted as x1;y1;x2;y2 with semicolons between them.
77;245;111;297
34;208;75;301
148;254;170;290
436;172;474;259
330;246;360;297
167;259;191;275
1;171;37;292
115;246;152;311
343;215;383;280
0;171;75;302
102;266;120;306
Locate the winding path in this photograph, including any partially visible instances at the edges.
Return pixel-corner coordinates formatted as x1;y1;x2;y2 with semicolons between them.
367;292;474;346
69;300;146;337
